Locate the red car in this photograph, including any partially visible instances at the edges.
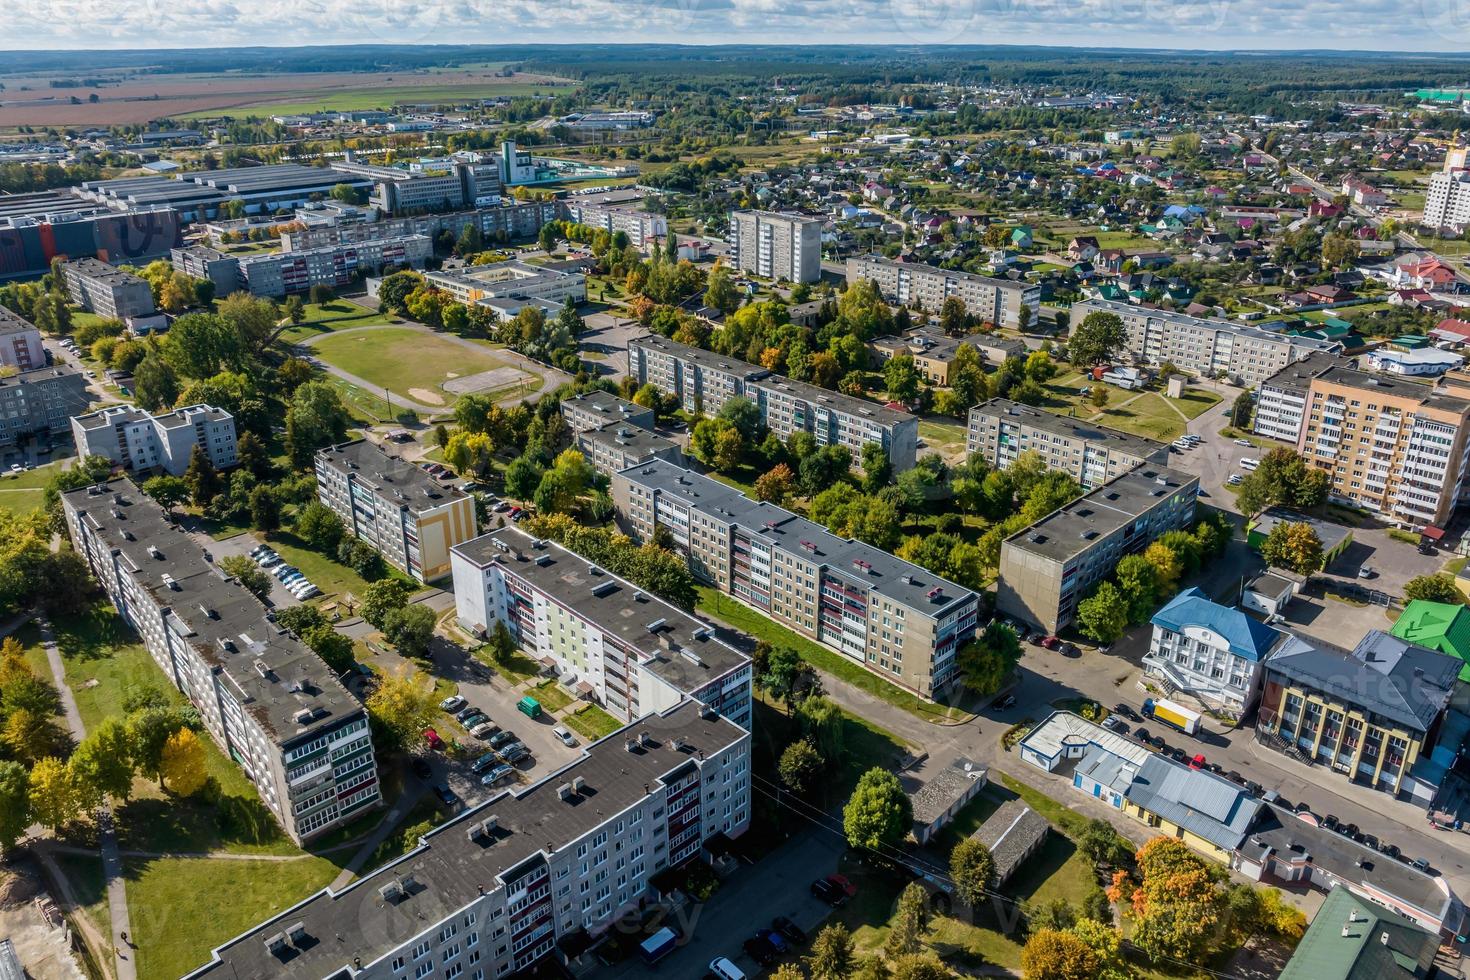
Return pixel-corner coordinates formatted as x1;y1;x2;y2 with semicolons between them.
826;873;857;898
423;728;445;751
1189;753;1206;770
1040;635;1060;650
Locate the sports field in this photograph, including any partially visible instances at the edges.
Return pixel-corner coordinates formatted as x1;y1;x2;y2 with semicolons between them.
309;327;532;407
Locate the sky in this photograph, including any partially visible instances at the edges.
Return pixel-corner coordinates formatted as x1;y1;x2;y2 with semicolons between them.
5;0;1470;52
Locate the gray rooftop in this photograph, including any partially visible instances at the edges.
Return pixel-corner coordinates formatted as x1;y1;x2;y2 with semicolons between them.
0;363;85;391
0;306;37;336
1002;464;1199;564
971;800;1050;885
849;254;1030;294
750;373;912;428
1315;364;1470;415
184;701;748;979
909;757;986;828
1081;298;1341;353
579;422;678;459
316;440;469;514
451;526;747;694
1260;349;1346;394
65;256;145;288
561;390;651;425
1124;754;1262;852
62;480;361;746
618;459;977;618
1251;508;1353;555
971;397;1167;460
629;334;770;382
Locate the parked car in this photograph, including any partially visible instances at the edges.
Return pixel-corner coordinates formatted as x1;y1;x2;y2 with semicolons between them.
810;878;846;907
742;936;777;967
1227;474;1243;486
1357;566;1376;579
756;928;788;955
1235;438;1253;446
469;721;499;740
459;712;490;731
1321;814;1339;831
480;764;515;786
489;729;517;750
1381;843;1401;860
1134;727;1151;743
1413;857;1432;873
553;725;577;747
432;784;457;807
1040;635;1060;650
772;916;807;945
410;757;432;779
997;694;1017;710
470;752;500;774
1363;834;1379;850
423;728;444;751
456;705;483;724
499;742;530;764
439;695;466;713
826;874;857;898
290;583;321;600
1113;703;1139;721
1189;754;1206;770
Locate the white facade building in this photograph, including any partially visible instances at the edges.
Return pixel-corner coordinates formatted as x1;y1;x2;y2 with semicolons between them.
71;403;237;476
1145;587;1299;713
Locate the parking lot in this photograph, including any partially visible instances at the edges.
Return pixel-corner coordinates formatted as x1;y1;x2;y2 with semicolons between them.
578;312;641;380
179;526;306;608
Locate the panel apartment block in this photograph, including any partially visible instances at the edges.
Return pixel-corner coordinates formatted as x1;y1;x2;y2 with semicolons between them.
279;202;558;253
1070;298;1341;388
966;398;1168;489
235;235;433;297
997;464;1200;634
575;423;683;478
62;257;157;321
452;527;751;729
729;210;822;283
846;254;1040;330
72;403;236;476
63;481;380;844
612;460;979;698
560;195;668;248
170;245;243;299
0;365;91;447
183;701;749;980
314;440;478;582
0;307;48;371
559;390;655;434
1297;366;1470;529
627;334;769;419
1253;350;1343;444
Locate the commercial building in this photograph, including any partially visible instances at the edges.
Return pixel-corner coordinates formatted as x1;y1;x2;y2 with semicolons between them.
424;260;586;316
227;235;432;298
1145;587;1300;714
1069;298;1340;387
1254;350;1343;444
314;440;478;583
576;423;682;478
329;158;502;215
560;194;668;248
1365;346;1465;377
182;700;750;980
626;335;918;472
868;329;967;385
0;198;181;282
0;307;46;371
846;255;1040;330
729;210;823;283
451;527;751;728
1256;630;1459;803
996;464;1199;634
966;398;1168;489
63;481;380;844
1390;600;1470;686
0;365;91;447
612;460;979;698
566;110;656;131
61;257;157;321
559;391;655;433
1297;365;1470;529
1276;885;1439;980
71;403;236;477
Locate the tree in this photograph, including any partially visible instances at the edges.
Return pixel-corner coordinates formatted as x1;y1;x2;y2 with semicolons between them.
285;381;351;469
704;260;738;315
761;646;815;712
283;294;306;325
141;474;190;512
1069;312;1126;366
303;624;355;675
770;966;806;980
487;620;516;664
132;353;179;412
71;717;136;803
843;768;912;850
1404;574;1465;605
1129;837;1227;963
939;295;968;335
884;353;920;402
1089;386;1110;409
1077;818;1132;868
1114;554;1160;624
160;728;207;796
1020;929;1100;980
1230;391;1254;429
384;604;436;658
754;463;796;503
950;838;996;908
1025;350;1057;383
808;923;855;980
778;739;823;794
220;554;272;600
859;443;892;492
886;882;933;957
125;707;194;785
504;456;544;501
1142;541;1182;593
28;757;80;832
1077;582;1128;643
365;667;439;751
0;761;30;853
955;622;1021;695
184;444;222;505
361;578;413;630
1260;521;1325;576
296;500;345;553
887;954;949;980
248;483;280;532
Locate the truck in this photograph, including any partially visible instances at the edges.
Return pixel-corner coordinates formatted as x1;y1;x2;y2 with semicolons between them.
1142;697;1201;736
640;926;680;965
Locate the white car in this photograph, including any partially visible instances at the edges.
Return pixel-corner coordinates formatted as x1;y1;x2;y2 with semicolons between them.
7;464;21;475
1234;438;1253;447
440;695;467;713
1227;474;1243;486
553;725;577;747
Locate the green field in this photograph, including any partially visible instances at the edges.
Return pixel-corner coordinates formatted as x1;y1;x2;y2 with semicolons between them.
277;301;405;344
310;327;525;409
1038;372;1221;442
174;82;574;120
261;531;419;603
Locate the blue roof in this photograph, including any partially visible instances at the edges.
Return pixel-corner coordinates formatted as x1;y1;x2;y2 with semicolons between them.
1151;587;1284;663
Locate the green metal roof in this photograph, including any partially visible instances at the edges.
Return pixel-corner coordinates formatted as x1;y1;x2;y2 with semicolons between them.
1392;600;1470;683
1278;887;1437;980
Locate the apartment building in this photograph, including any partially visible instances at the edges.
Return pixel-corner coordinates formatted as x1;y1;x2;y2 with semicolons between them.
1069;298;1340;387
1424;159;1470;234
1257;630;1458;803
424;260;586;313
280;202;558;253
575;423;682;478
966;398;1168;489
0;306;47;371
729;210;823;283
996;464;1199;634
229;235;433;297
1253;350;1343;444
0;365;91;448
1297;366;1470;529
182;700;749;980
71;403;236;476
63;481;380;844
330;159;501;215
626;335;918;472
560;194;668;248
170;245;242;300
612;460;979;698
452;527;751;728
846;255;1040;330
61;257;157;321
314;440;478;582
559;390;655;433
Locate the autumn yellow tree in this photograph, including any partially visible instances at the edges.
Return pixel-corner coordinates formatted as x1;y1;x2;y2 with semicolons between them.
28;756;81;832
160;728;208;796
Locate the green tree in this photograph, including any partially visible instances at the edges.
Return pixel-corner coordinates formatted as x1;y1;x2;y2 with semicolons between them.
1089;386;1110;409
1069;311;1126;366
140;474;190;512
885;883;933;958
384;604;436;658
488;619;516;664
361;578;412;630
295;500;345;553
843;768;912;850
1025;349;1057;383
219;554;273;600
704;260;739;314
884;353;920;402
754;463;796;503
887;955;948;980
0;761;30;853
184;445;221;506
285;381;351;469
365;667;438;751
248;483;280;533
1077;582;1128;643
1260;521;1325;576
808;922;855;980
303;624;355;675
859;442;892;492
1114;554;1160;623
955;622;1021;695
70;717;136;803
1230;391;1254;429
950;837;996;908
1404;574;1465;605
778;739;823;794
1020;929;1100;980
124;708;193;786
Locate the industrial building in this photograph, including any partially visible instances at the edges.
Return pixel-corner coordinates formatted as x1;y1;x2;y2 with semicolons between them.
966;398;1168;489
278;201;558;253
329;158;502;215
846;255;1040;330
728;210;823;283
0;197;181;282
71;403;237;476
79;165;374;222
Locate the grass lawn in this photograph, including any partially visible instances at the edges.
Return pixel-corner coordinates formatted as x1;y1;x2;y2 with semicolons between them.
563;703;624;742
173;82;572;120
918;419;969;455
697;586;973;725
0;487;45;516
310;326;515;408
1172;388;1223;420
476;647;542;685
531;679;573;713
323;375;419;425
53;851;110;940
126;855;341;979
277;301;403;344
997;771;1090;837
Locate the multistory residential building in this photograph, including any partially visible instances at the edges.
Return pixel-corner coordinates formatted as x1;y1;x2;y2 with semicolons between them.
729;210;822;283
181;700;749;980
314;440;478;582
612;460;979;698
1424;157;1470;234
61;257;157;321
0;307;47;371
996;464;1199;634
71;403;236;476
1069;298;1340;387
169;245;242;299
1145;587;1301;714
1253;350;1343;444
626;334;768;419
63;481;380;844
560;194;668;248
846;255;1040;330
0;365;91;447
1257;630;1458;803
966;398;1168;489
559;391;655;433
451;527;751;728
279;201;558;253
575;423;682;478
227;235;432;297
1297;365;1470;528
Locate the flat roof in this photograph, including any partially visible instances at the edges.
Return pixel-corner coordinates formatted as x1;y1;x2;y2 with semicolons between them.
1260;350;1344;393
65;256;146;287
848;254;1031;293
452;526;746;693
971;397;1166;459
1315;364;1470;413
579;422;677;458
750;373;912;428
0;363;85;391
618;459;976;617
0;306;37;336
1081;298;1341;352
315;440;469;514
1019;709;1151;766
1250;508;1353;554
184;701;748;979
62;480;361;746
560;390;649;422
629;334;770;382
1002;464;1199;564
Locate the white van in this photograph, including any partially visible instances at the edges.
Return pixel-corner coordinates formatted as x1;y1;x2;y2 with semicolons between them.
1239;457;1259;471
710;957;746;980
